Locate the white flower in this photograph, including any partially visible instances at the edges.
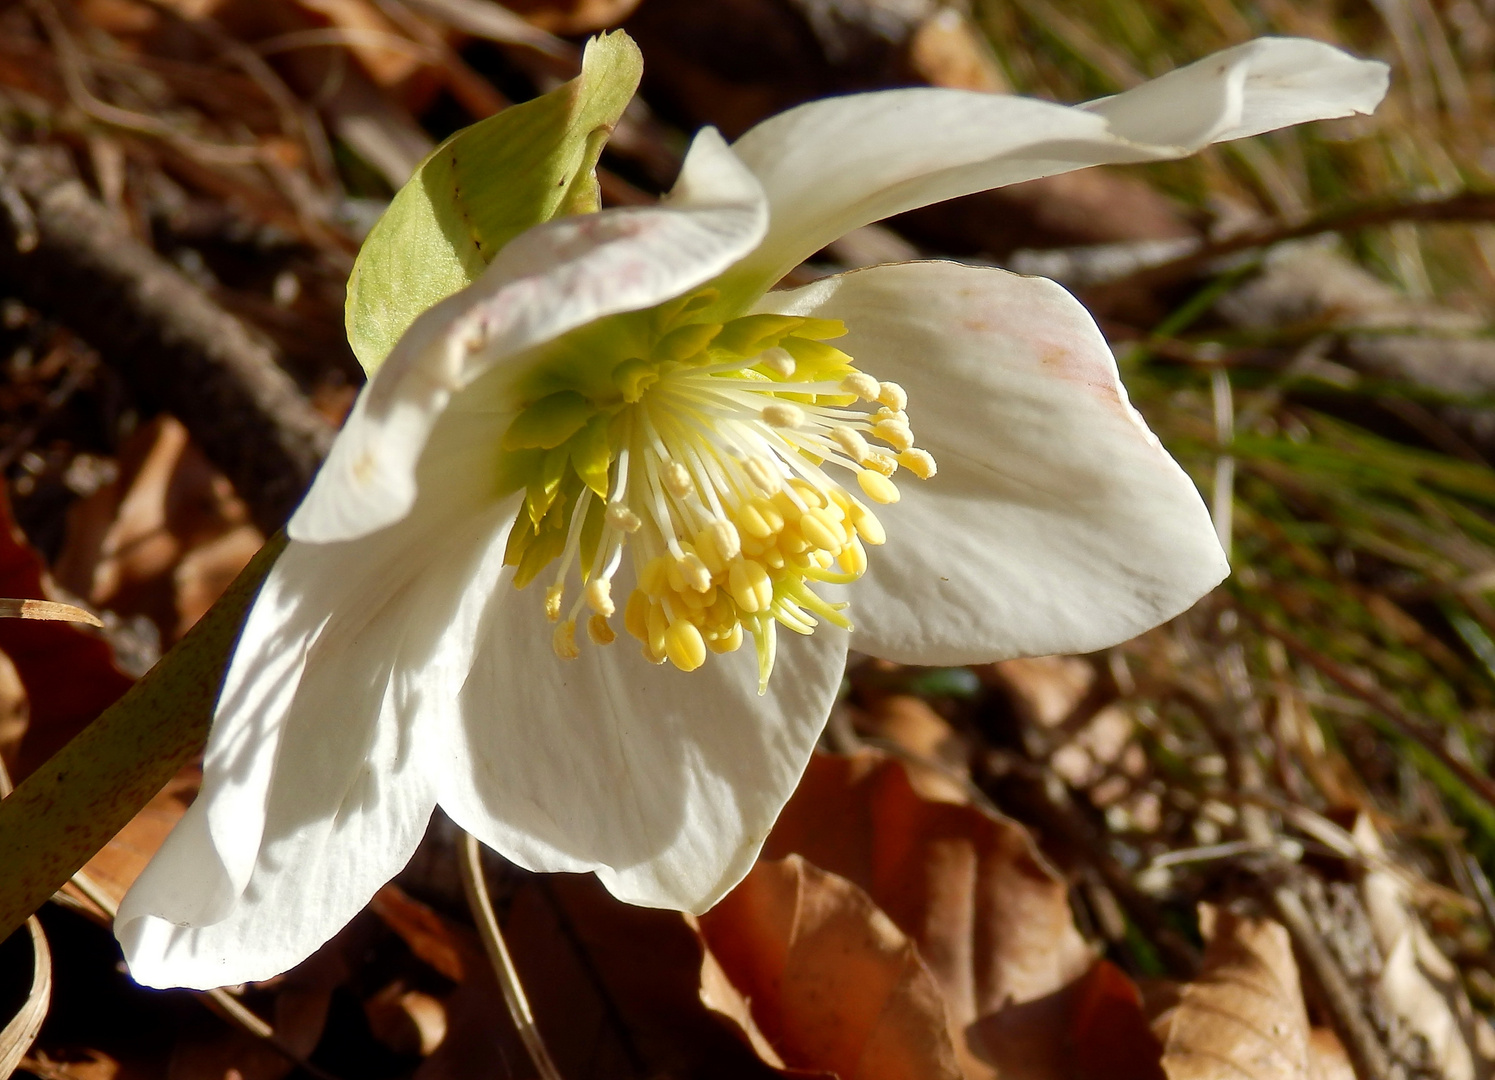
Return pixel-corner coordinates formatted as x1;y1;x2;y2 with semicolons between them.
116;38;1387;989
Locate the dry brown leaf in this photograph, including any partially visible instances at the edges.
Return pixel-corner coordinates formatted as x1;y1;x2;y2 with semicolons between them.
1353;817;1495;1080
379;875;798;1080
853;693;970;803
1154;906;1314;1080
54;416;261;648
765;751;1094;1080
975;958;1165;1080
701;855;962;1080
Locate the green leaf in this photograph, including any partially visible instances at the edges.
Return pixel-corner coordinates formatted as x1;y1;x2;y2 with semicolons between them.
345;31;644;375
0;534;286;945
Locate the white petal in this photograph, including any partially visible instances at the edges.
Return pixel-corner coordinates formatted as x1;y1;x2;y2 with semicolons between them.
766;262;1229;664
722;39;1386;297
118;434;519;989
432;590;850;914
1085;37;1390;146
292;127;768;544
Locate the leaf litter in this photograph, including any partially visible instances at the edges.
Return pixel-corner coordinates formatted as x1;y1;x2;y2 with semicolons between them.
1;0;1495;1077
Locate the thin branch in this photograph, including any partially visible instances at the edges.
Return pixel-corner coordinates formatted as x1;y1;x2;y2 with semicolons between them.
1089;189;1495;300
0;137;333;532
458;831;564;1080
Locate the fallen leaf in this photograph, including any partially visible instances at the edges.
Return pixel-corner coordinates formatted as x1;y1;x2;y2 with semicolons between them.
53;416;261;649
506;0;640;33
1154;906;1314;1080
701;855;962;1080
376;874;798;1080
765;751;1094;1080
1354;817;1495;1080
975;959;1165;1080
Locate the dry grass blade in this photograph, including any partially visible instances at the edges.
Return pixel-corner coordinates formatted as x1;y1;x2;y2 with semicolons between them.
0;917;51;1080
0;598;101;627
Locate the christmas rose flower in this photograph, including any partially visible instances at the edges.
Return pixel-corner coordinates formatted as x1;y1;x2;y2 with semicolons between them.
117;37;1387;989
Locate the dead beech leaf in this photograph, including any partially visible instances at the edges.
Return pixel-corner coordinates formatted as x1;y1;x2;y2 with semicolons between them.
389;874;796;1080
0;487;133;779
701;855;962;1080
1354;817;1495;1080
1154;906;1313;1080
503;0;640;33
54;416;261;647
765;750;1093;1079
0;916;51;1080
853;693;970;803
975;958;1165;1080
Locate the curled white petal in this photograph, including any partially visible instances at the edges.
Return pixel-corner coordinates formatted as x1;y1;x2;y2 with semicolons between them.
765;261;1229;663
723;37;1387;296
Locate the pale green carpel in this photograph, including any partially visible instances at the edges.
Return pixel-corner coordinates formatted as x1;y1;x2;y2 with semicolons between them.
345;31;643;374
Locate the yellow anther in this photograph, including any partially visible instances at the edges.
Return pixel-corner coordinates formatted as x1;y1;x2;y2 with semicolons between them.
841;372;880;400
849;501;887;545
898;447;937;479
780;528;811;555
838;536;868;575
871;406;906;425
680;551;713;592
552;619;579;660
639;556;668;597
663;461;693;498
830;425;871;463
707;623;744;654
863;451;898;477
605;502;642;533
857;469;901;505
585;578;614;617
587;614;616;645
666;557;687;595
544;583;565;622
646;602;669;657
624;589;650;640
789;479;827;508
743;457;781;494
728;559;773;613
872;419;914;453
762;402;805;429
771;489;804;522
877;381;908;411
799;508;843;553
664;619;707;671
759;347;796;377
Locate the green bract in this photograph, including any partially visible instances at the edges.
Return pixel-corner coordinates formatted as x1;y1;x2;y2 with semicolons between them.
345;32;643;374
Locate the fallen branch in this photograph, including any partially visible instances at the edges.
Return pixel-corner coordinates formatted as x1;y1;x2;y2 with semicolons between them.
0;137;333;533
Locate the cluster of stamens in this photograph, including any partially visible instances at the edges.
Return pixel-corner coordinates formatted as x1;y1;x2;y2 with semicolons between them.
500;293;935;690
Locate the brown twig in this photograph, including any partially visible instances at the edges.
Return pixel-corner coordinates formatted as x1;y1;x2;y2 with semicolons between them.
0;138;334;532
1087;189;1495;301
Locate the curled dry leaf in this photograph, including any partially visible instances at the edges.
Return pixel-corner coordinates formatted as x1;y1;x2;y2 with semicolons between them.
0;917;50;1080
701;854;962;1080
764;750;1094;1079
1353;817;1495;1080
1154;906;1313;1080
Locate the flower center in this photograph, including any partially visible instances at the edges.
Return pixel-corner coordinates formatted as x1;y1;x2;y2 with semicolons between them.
499;296;935;691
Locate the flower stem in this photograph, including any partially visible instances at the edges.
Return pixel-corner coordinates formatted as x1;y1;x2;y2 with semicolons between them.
458;831;564;1080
